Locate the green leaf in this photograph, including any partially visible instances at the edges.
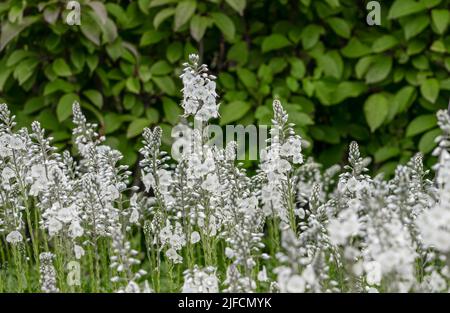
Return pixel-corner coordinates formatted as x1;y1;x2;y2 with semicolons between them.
333;81;367;103
13;58;38;85
311;125;340;144
57;94;79;122
44;79;76;96
407;40;426;55
86;55;99;73
71;48;86;70
431;9;449;34
341;38;371;58
138;0;151;14
146;108;160;124
225;0;246;15
289;111;314;126
219;100;251;125
286;76;299;92
237;68;257;89
388;0;426;19
0;66;12;92
153;76;176;95
372;35;399;53
166;42;183;63
219;73;236;90
261;34;291;53
101;18;118;44
289;58;306;79
127;118;151;138
140;30;165;46
104;113;123;134
6;50;35;67
419;128;440;153
440;78;450;90
106;3;128;26
210;12;235;41
301;24;324;50
374;146;401;163
318;51;343;79
53;58;72;77
126;77;141;94
83;90;103;108
190;15;210;42
149;0;179;8
412;55;429;70
404;15;429;39
393;86;416;114
430;39;446;53
124;94;136;110
88;1;107;25
24;97;45;114
327;17;351;38
150;60;172;76
406;114;437;137
80;14;101;46
162;97;182;124
227;41;248;65
0;16;39;51
420;78;440;103
153;8;175;29
364;93;389;132
365;56;392;84
355;56;375;79
174;1;196;31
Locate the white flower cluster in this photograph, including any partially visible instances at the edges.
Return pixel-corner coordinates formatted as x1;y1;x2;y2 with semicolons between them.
39;252;59;293
180;54;219;122
182;266;219;293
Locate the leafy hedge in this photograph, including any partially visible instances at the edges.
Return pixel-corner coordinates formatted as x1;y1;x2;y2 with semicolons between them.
0;0;449;174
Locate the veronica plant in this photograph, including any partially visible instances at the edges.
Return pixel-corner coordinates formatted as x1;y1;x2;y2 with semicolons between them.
0;56;450;293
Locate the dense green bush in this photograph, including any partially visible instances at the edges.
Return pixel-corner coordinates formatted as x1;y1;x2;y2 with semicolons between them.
0;0;449;174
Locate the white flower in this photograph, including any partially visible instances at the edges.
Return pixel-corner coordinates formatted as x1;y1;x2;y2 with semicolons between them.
1;167;14;181
0;134;12;157
9;135;25;150
48;218;63;236
257;266;268;282
201;173;219;193
286;275;305;293
142;173;155;192
31;164;46;179
74;245;85;259
366;287;379;293
191;231;201;244
124;281;141;293
130;208;140;224
225;247;234;259
6;230;23;244
428;271;447;292
166;248;183;263
276;159;291;173
57;205;76;224
158;169;172;186
69;220;84;238
364;261;382;285
328;207;361;245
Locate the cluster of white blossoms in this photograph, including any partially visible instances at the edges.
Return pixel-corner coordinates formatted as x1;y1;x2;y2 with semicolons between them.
182;266;219;293
180;54;219;122
1;56;450;293
39;252;59;293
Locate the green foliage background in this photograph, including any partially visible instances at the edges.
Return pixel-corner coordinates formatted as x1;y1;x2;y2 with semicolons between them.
0;0;449;174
